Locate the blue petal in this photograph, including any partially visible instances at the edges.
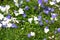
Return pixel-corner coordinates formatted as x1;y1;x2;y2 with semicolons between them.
11;23;17;28
6;14;11;19
38;0;42;5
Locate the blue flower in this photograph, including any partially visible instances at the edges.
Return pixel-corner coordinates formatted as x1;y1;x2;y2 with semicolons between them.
38;0;42;5
39;21;43;26
22;13;26;17
57;28;60;32
11;23;17;28
43;10;49;14
51;8;54;12
51;14;57;18
45;20;48;23
25;6;29;10
27;33;31;38
38;16;42;21
6;14;11;19
45;26;49;29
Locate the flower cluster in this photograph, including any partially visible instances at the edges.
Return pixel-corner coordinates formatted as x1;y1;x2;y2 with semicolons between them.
0;0;60;39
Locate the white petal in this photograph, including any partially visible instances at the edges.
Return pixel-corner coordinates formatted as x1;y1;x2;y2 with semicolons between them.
49;1;55;5
7;23;12;27
28;18;33;23
0;14;4;20
0;23;2;27
18;8;24;14
44;28;49;33
30;32;35;36
34;16;38;21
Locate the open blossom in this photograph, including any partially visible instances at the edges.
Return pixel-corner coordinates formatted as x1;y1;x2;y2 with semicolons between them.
0;6;6;12
57;28;60;32
7;23;12;28
34;16;38;21
0;5;10;13
49;1;56;5
18;8;24;14
51;13;57;18
5;5;10;13
24;6;29;10
28;18;33;23
56;0;60;3
44;26;49;33
38;0;42;6
30;32;35;36
13;0;19;7
22;13;26;17
27;33;31;38
11;23;17;28
14;10;19;16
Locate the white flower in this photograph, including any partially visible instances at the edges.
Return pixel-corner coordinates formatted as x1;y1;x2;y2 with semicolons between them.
56;0;60;3
0;6;6;12
5;5;10;13
44;27;49;33
2;21;7;26
15;3;19;7
7;23;12;27
18;8;24;14
34;21;38;24
50;17;53;20
30;32;35;36
0;23;2;27
14;0;18;3
49;1;56;5
5;5;10;10
20;1;23;4
14;10;19;16
13;0;19;7
55;17;58;21
28;18;33;23
34;16;38;21
3;17;11;23
0;13;4;20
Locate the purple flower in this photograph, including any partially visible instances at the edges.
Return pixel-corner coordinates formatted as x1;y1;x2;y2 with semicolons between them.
22;13;26;17
39;21;43;26
43;10;49;14
51;14;57;18
11;23;17;28
57;28;60;32
45;20;48;23
26;0;30;2
38;0;42;5
6;14;11;19
38;16;42;21
51;8;54;12
48;7;51;11
2;24;7;28
25;6;29;10
27;33;31;38
45;26;49;29
44;0;48;3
